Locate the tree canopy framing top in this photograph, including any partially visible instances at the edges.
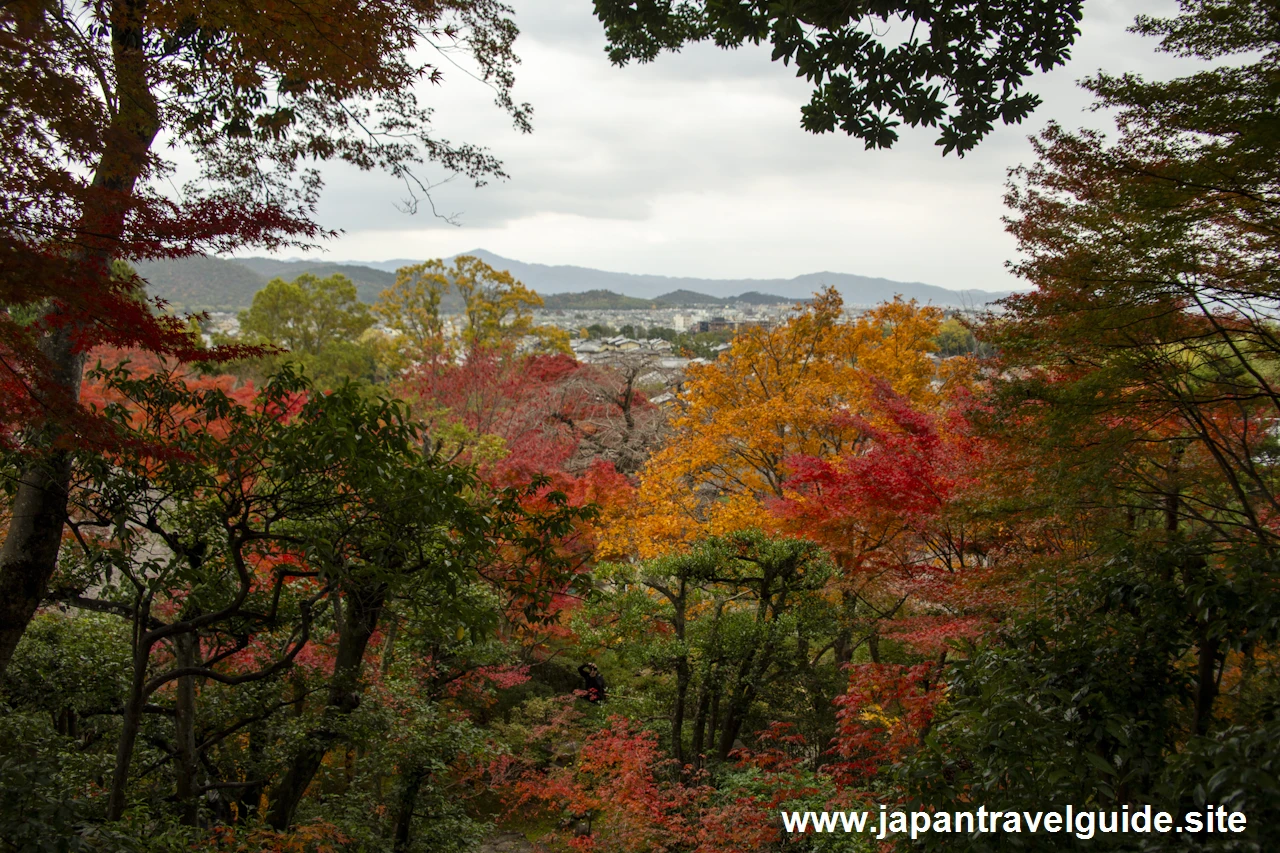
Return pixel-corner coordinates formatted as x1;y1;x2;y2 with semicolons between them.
592;0;1085;155
3;0;531;268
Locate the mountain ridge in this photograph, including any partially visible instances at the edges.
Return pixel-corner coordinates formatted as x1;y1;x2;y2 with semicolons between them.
540;289;797;310
444;250;1009;307
138;250;1012;309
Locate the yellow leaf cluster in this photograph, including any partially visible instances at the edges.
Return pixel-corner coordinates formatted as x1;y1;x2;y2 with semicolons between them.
374;260;451;357
603;288;966;559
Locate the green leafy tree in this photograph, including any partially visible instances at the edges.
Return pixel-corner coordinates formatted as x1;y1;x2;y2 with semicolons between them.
579;532;839;766
239;273;374;356
933;316;976;356
899;548;1279;851
3;612;132;738
10;357;596;841
991;0;1280;731
233;273;379;385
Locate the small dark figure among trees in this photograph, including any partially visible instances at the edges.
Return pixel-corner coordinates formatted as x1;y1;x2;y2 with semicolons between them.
578;663;606;703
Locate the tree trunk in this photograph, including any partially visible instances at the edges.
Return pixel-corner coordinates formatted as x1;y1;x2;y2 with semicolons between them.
392;765;426;853
380;612;398;676
716;680;759;762
174;634;201;825
716;704;740;761
1164;442;1184;535
108;629;154;820
668;581;688;764
0;0;160;676
0;446;76;673
237;722;268;821
715;594;779;761
690;598;729;767
266;584;386;830
1193;631;1220;736
672;656;690;764
707;691;720;759
833;590;857;665
716;642;761;761
690;686;711;766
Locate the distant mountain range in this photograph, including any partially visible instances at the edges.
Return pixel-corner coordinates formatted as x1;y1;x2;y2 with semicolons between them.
135;249;1012;310
540;289;796;310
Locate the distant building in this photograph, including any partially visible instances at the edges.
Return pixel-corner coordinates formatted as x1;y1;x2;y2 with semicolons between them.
572;338;678;365
698;317;734;333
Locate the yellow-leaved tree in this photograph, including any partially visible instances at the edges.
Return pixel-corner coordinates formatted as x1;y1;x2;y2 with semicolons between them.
599;288;967;559
373;260;452;357
451;255;541;348
374;255;570;365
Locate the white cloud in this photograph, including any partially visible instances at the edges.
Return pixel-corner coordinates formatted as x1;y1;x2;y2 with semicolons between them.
278;0;1203;290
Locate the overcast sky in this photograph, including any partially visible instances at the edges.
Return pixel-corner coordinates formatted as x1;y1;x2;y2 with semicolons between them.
279;0;1200;291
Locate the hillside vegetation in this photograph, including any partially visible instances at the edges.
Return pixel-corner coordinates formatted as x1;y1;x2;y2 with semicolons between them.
541;290;658;310
134;256;267;310
6;1;1278;852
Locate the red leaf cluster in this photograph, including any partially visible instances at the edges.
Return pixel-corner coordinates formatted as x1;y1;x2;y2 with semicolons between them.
829;663;945;789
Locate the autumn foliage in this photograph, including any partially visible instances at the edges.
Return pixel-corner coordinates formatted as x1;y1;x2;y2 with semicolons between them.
7;0;1280;849
599;289;965;559
499;712;812;853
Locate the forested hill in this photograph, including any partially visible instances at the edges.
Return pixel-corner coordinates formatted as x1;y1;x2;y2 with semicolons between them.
135;251;1010;310
231;259;398;305
540;290;658;309
135;257;400;309
133;256;267;311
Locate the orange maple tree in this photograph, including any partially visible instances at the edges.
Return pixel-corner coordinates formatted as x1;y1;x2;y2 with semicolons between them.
600;289;966;559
